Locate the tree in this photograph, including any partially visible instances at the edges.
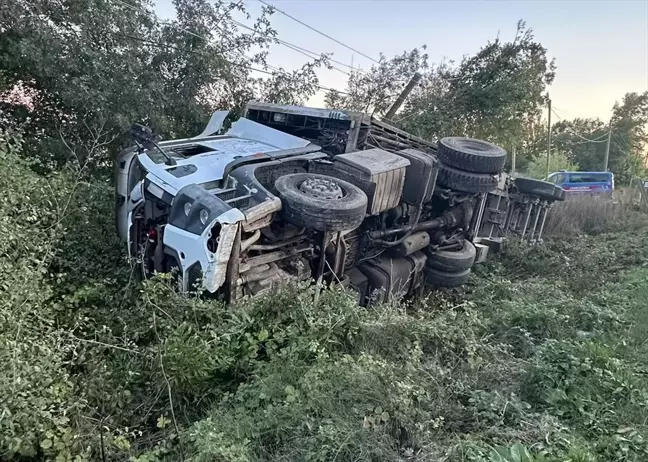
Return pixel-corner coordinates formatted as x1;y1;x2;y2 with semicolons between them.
325;21;555;161
608;92;648;184
0;0;324;171
402;21;555;151
551;118;608;172
546;93;648;184
323;48;429;116
525;150;579;179
255;56;329;105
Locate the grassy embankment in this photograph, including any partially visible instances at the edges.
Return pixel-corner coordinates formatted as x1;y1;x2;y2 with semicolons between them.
3;133;648;461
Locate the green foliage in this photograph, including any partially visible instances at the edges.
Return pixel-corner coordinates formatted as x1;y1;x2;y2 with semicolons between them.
524;150;579;179
4;123;648;461
323;48;429;116
551;118;608;173
490;443;535;462
0;130;89;460
3;5;648;460
538;92;648;185
523;340;648;461
325;21;647;184
0;0;326;171
608;92;648;184
328;21;555;156
409;20;555;148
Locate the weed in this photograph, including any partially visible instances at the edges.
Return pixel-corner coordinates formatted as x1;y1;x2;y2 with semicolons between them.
544;195;648;237
4;132;648;461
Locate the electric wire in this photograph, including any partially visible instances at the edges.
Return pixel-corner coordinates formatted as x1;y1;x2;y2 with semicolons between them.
258;0;380;64
108;0;350;94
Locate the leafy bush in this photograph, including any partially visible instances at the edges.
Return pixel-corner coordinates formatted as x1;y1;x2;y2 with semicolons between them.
523;340;648;460
0;130;90;459
4;127;648;461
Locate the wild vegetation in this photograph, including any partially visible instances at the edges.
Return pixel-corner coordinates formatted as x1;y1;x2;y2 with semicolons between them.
2;1;648;461
3;128;648;461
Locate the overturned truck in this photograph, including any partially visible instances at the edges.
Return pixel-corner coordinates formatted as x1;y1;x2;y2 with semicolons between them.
115;103;564;305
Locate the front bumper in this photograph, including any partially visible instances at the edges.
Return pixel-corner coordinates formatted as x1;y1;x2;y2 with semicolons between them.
163;208;244;292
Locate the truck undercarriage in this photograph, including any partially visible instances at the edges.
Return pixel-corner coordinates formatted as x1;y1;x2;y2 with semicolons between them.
115;103;564;305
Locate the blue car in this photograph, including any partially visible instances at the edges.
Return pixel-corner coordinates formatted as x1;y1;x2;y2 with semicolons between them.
546;171;614;196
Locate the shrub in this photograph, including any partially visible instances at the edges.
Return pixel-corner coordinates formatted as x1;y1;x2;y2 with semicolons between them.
4;124;648;462
0;130;90;459
523;340;648;460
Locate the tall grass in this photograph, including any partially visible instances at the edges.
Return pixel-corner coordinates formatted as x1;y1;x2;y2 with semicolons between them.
544;192;648;236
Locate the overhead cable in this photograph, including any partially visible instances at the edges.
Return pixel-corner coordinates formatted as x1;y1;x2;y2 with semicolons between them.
258;0;380;64
108;0;349;94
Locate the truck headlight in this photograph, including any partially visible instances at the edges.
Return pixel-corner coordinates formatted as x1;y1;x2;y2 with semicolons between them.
200;209;209;225
168;184;232;235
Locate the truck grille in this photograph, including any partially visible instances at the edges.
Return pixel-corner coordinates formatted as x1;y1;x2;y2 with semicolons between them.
186;263;203;291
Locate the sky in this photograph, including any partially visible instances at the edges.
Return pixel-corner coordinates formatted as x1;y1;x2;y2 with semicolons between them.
154;0;648;121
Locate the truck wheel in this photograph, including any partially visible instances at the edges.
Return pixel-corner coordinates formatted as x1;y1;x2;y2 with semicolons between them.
437;137;507;174
437;163;498;193
424;267;471;288
275;173;368;232
426;240;476;272
515;178;556;200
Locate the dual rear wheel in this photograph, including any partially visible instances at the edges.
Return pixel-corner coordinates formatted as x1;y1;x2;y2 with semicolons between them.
436;137;507;193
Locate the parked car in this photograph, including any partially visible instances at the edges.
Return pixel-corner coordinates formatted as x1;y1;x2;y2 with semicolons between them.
546;170;614;196
115;103;564;305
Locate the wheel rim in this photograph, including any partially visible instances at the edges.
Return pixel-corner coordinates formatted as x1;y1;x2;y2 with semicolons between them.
298;176;345;200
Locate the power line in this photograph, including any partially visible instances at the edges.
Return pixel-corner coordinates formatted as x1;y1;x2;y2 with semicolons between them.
391;109;424;124
264;63;349;94
612;133;632;150
114;0;355;76
551;105;570;117
232;21;352;76
229;19;358;75
108;0;349;94
113;31;349;95
280;42;351;76
551;108;608;143
258;0;380;64
569;131;608;144
278;40;361;72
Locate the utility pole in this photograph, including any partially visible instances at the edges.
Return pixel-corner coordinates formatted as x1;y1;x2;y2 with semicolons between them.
384;72;422;121
545;97;552;179
511;146;516;177
603;121;612;171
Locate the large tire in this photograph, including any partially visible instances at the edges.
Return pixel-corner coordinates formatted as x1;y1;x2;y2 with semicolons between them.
426;240;476;272
275;173;368;232
515;178;556;200
437;163;498;193
424;267;471;288
437;137;507;174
